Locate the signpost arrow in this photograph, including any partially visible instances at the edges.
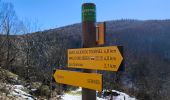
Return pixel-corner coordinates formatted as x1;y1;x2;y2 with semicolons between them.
53;70;103;91
68;46;123;71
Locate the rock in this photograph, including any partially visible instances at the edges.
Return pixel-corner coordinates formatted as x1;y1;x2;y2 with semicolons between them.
37;85;51;97
30;82;42;89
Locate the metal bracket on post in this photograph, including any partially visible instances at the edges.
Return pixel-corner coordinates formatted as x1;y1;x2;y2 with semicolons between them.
96;22;106;45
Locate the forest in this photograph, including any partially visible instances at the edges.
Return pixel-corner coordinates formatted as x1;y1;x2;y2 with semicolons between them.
1;0;170;100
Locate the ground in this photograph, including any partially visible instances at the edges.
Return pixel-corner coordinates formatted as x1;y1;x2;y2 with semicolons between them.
0;67;136;100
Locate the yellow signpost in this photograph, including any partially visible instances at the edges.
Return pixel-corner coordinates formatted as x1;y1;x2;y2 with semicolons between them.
52;2;125;100
53;70;102;91
68;46;123;71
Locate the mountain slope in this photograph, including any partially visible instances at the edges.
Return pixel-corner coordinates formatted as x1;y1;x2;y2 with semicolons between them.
1;19;170;100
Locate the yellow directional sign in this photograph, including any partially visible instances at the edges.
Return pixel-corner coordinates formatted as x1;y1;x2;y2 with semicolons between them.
68;46;123;71
53;70;102;91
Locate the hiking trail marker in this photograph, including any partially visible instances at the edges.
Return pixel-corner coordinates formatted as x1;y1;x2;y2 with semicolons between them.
53;2;124;100
53;70;102;91
68;46;123;71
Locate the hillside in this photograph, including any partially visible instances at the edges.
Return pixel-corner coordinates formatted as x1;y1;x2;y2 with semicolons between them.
1;19;170;100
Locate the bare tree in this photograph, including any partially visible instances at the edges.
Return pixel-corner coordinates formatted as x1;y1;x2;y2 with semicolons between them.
0;1;23;70
16;19;42;82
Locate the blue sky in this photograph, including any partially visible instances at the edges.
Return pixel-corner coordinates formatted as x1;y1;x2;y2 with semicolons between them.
4;0;170;31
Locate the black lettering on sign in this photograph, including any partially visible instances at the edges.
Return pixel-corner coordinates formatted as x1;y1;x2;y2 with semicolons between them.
69;57;73;60
72;50;88;54
89;49;103;54
94;56;103;61
110;49;116;53
69;51;75;54
87;79;100;84
104;49;116;53
104;56;116;60
69;63;83;67
104;64;116;68
104;49;108;53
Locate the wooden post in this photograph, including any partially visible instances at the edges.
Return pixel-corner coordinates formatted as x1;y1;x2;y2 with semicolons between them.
82;3;97;100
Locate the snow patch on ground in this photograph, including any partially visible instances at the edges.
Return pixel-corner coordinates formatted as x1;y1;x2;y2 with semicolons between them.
14;85;24;90
62;94;106;100
10;85;35;100
111;90;136;100
62;88;136;100
63;94;82;100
